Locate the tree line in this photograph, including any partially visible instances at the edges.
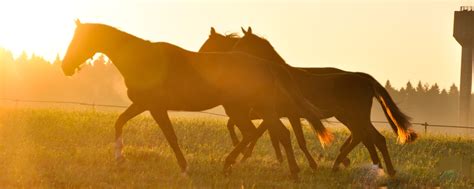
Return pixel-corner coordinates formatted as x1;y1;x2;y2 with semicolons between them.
375;80;460;125
0;48;128;105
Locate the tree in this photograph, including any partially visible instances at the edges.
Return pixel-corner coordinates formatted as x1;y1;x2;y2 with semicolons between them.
440;89;448;96
384;80;398;97
399;87;406;95
405;81;415;94
385;80;391;88
416;81;426;94
427;83;440;96
449;84;459;96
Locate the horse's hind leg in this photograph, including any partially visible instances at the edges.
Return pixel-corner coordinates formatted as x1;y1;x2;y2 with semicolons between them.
370;125;396;176
268;125;283;163
240;121;283;163
289;116;318;170
115;103;145;162
363;135;382;168
339;135;352;167
261;110;300;180
337;115;381;169
332;133;361;172
150;109;188;175
223;106;258;175
339;134;380;168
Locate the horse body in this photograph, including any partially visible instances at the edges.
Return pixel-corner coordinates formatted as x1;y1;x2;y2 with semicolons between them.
200;27;417;176
62;22;330;180
124;50;275;111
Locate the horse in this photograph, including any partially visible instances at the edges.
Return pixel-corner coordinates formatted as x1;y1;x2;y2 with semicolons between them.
61;20;332;180
199;27;418;176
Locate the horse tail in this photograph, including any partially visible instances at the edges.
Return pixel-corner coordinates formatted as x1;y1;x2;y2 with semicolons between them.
273;66;333;147
360;73;417;144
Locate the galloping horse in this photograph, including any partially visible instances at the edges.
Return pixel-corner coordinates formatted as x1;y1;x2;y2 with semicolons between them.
61;21;332;180
199;27;417;176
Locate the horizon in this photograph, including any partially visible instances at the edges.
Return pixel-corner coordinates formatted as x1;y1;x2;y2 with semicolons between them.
0;0;472;89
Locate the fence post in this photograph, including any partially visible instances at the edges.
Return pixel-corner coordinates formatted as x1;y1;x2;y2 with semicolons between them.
423;122;428;134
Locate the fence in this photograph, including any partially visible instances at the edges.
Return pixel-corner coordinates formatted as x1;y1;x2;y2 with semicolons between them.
1;97;474;134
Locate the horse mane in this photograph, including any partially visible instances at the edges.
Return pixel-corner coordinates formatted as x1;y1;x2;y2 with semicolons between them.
224;32;241;38
83;23;149;43
248;33;289;66
83;23;195;55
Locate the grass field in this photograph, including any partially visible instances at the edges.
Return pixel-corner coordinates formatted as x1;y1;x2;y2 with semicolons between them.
0;108;472;188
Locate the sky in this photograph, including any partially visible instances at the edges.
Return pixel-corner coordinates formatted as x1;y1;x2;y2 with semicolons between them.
1;0;474;89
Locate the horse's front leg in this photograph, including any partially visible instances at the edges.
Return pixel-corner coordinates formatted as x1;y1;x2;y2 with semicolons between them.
150;108;188;175
115;103;145;162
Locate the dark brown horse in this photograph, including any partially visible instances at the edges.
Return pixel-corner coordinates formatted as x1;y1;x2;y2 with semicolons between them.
199;27;417;176
61;21;332;180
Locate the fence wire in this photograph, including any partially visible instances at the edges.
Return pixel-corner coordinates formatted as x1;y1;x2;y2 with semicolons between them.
1;97;474;131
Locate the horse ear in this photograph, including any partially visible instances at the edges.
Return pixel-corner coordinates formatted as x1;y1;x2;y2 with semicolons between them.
75;19;81;26
247;27;252;34
210;27;216;36
241;27;247;35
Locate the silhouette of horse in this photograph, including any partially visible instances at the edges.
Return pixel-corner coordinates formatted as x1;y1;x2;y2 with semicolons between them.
199;27;417;176
61;20;332;180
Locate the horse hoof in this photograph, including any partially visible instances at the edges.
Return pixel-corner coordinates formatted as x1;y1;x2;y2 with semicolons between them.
387;169;397;177
342;158;351;168
377;164;384;169
309;162;318;171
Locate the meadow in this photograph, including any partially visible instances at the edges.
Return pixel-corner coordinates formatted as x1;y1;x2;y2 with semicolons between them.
0;107;472;188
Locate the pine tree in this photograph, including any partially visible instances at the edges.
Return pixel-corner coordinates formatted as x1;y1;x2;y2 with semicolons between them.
440;89;448;96
449;84;459;96
428;83;440;95
385;80;393;89
405;81;416;99
416;81;425;94
385;80;398;95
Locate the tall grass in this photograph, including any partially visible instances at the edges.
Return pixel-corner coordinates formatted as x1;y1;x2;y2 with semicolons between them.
0;108;472;188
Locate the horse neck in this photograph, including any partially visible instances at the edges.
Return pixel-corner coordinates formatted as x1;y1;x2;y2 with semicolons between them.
93;30;147;75
260;49;288;67
261;49;308;77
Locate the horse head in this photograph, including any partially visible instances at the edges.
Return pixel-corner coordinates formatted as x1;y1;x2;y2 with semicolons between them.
233;27;286;65
199;27;240;52
62;19;98;76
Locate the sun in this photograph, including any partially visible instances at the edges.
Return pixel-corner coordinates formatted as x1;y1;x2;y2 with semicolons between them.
0;0;77;61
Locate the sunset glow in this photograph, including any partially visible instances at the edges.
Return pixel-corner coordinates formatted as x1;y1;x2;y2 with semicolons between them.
0;0;471;89
1;1;473;187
